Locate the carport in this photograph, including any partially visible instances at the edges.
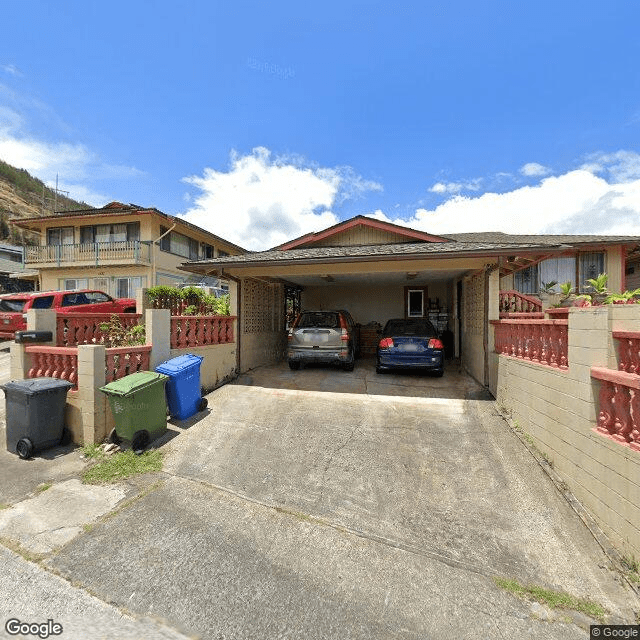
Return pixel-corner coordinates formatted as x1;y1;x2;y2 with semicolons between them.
180;216;560;389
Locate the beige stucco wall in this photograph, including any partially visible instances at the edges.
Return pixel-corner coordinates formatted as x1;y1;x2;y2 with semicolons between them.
495;305;640;558
40;266;150;295
169;343;237;391
301;282;450;326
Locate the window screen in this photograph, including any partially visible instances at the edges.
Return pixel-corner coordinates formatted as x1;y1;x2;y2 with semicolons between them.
579;252;605;291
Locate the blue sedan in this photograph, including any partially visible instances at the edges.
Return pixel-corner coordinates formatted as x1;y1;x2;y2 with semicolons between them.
376;318;444;376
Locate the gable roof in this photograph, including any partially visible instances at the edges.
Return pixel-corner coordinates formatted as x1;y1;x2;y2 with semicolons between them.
274;215;453;250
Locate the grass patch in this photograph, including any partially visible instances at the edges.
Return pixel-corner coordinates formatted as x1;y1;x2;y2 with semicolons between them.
622;556;640;584
0;504;8;510
35;482;52;494
495;577;607;623
82;450;163;485
80;443;105;460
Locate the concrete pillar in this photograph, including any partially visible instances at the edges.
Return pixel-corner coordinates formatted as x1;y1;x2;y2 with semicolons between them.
77;344;107;444
229;279;239;316
26;308;57;344
9;343;30;380
10;309;58;380
146;308;171;369
136;287;153;314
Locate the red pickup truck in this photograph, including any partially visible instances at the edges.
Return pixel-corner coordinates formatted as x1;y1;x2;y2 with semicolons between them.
0;290;137;339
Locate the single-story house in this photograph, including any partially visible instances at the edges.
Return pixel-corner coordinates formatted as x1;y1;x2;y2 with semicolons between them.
180;214;640;388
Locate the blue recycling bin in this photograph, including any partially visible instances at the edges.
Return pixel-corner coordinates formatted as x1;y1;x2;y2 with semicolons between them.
155;354;207;420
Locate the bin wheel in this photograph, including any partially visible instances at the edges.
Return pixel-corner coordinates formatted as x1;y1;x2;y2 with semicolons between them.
198;397;208;412
131;430;150;455
59;427;72;446
16;437;34;460
108;428;122;445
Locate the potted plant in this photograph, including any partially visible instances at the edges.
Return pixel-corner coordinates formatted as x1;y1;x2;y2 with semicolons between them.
538;280;558;304
557;281;574;307
576;273;609;306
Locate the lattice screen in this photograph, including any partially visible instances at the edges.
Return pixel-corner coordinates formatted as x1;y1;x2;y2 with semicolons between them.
241;279;285;334
463;273;484;334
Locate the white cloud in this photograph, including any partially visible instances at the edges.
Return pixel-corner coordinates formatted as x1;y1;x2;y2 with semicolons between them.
581;150;640;183
520;162;551;177
0;64;22;77
181;147;382;250
392;167;640;236
429;178;482;195
0;106;142;205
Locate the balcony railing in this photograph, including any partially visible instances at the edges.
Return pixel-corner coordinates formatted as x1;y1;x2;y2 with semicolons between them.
25;241;151;266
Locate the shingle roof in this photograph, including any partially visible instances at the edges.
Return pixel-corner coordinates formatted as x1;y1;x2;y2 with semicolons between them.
182;239;567;269
443;232;640;244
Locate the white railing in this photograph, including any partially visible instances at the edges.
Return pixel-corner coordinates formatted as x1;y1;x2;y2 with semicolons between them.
25;241;151;266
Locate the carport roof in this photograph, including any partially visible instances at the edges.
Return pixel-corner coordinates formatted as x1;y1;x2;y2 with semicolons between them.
181;238;571;274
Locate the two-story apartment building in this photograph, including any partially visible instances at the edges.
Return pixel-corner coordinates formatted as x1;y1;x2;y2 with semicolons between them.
10;202;246;296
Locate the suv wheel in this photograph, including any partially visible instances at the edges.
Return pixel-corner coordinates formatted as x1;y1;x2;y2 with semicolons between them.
342;361;354;372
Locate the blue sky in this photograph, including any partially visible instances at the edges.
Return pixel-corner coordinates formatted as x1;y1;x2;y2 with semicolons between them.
1;0;640;249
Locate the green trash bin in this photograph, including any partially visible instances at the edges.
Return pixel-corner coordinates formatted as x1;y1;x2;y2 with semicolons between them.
100;371;168;452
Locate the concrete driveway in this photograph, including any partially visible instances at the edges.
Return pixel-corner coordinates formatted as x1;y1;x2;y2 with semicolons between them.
36;359;638;639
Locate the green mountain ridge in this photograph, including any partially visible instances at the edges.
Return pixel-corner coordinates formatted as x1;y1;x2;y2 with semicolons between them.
0;159;93;245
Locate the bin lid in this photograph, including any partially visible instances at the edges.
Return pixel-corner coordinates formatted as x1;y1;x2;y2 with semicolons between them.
155;354;204;375
99;371;167;397
0;377;74;396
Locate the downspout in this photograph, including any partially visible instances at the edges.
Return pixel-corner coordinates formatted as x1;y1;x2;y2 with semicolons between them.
151;224;176;286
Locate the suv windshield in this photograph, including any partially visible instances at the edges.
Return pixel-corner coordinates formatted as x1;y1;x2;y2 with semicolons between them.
298;312;340;329
0;298;26;312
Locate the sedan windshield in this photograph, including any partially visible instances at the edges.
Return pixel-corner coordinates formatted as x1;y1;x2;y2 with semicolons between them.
384;319;437;336
0;298;26;312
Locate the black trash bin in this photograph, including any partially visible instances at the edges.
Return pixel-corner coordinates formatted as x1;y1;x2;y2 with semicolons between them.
1;377;74;459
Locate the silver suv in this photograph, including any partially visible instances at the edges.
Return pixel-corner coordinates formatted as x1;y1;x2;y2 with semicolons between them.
287;310;358;371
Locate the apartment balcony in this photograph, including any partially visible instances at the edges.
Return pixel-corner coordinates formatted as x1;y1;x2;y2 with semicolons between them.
25;241;152;268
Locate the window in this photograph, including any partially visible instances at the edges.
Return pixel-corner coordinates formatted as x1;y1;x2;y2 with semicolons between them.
539;257;576;292
80;223;139;244
218;250;229;257
31;296;54;309
579;252;605;291
47;227;74;245
203;244;214;259
158;226;200;259
513;253;605;295
63;278;88;290
407;289;424;317
116;276;145;298
514;264;539;295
